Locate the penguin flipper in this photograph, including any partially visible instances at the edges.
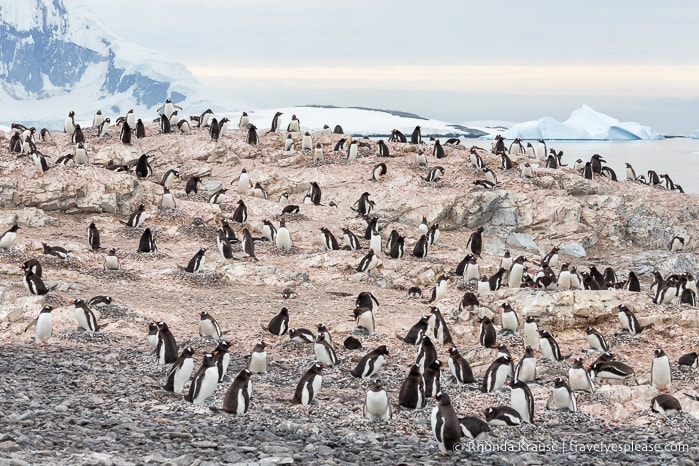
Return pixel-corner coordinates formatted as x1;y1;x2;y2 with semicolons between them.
24;318;38;332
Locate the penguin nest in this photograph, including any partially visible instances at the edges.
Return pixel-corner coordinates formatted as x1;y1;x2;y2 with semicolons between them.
172;270;226;287
40;255;85;271
42;292;71;307
0;247;29;262
271;213;309;222
155;209;190;221
85;268;140;281
119;226;147;240
175;192;208;202
58;329;123;344
122;252;171;262
95;304;134;320
176;224;218;241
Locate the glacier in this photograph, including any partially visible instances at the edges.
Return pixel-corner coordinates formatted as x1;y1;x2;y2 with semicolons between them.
0;0;227;128
500;105;664;141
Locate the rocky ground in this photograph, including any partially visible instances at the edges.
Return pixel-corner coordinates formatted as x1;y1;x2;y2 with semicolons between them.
1;117;698;465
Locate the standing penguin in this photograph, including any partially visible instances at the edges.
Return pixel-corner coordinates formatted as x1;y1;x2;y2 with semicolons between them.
213;340;232;382
353;307;375;335
222;369;254;415
147;322;159;349
429;307;453;345
508;255;527;289
136;119;146;138
276;219;293;252
428;274;449;303
122;203;147;228
539;329;565;361
398;364;427;410
363;379;392;421
309;181;322;205
137;228;158;253
185;353;219;404
424;360;442;398
241;228;257;260
402;315;431;345
448;347;474;384
617;304;644;335
246;124;259;146
510;380;535;424
547;377;577;413
87;222;101;251
29;305;55;345
351;345;390;379
23;269;54;295
356;249;378;273
135;154;153;180
522;315;539;350
185;248;206;273
248;341;268;374
410;126;422;144
292;362;324;405
216;228;234;260
238;112;250;129
377;140;390;158
568;357;595;394
270;111;283;132
353;192;375;217
72;299;100;333
466;226;484;258
500;303;520;335
651;348;672;392
342;227;361;251
163;347;195;394
481;356;512;393
120;121;132;144
413;235;429;258
156;321;178;365
64;111;76;135
161;186;176;210
263;219;278;242
320;227;339;251
514;346;537;383
431;392;462;455
669;236;685;252
0;224;19;249
585;326;608;352
264;307;289;336
479;316;497;349
314;334;338;367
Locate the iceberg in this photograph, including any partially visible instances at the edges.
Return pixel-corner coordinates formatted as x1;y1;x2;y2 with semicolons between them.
501;105;664;141
691;130;699;140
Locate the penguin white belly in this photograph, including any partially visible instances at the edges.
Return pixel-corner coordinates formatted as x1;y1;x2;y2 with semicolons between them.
356;312;375;335
516;359;536;382
161;194;176;210
301;136;312;150
523;327;539;351
193;368;219;404
35;313;52;343
309;375;323;404
74;150;88;165
550;387;576;412
276;229;292;251
502;313;518;333
0;232;17;249
147;334;158;348
75;309;90;331
314;344;334;366
587;334;604;351
651;358;671;390
238;176;250;194
219;353;230;380
365;390;390;419
200;320;219;339
235;389;248;415
569;370;592;392
510;389;530;423
493;367;508;391
508;265;523;288
370;234;382;254
249;352;267;374
174;358;194;394
465;266;479;282
557;272;571;289
540;340;555;361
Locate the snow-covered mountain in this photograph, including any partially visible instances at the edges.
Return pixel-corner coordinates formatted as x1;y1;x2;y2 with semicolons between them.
0;0;226;128
501;105;664;140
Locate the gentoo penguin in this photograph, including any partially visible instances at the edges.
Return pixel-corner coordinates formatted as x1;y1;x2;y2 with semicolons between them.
468;148;484;168
314;333;338;367
313;143;324;162
650;394;682;416
241;228;257;260
289;328;315;344
157;321;178;365
377;140;390;157
416;335;438;374
234;168;253;194
351;345;390;379
459;417;491;440
177;118;192;135
363;379;392;421
88;296;111;307
617;304;644;335
137;228;157;253
590;352;638;385
72;299;100;333
232;199;247;223
427;223;440;247
586;326;608;352
514;346;537;383
432;139;446;159
356;249;378;273
479;316;497;348
524;142;536;159
64;110;76;136
71;124;85;144
542;246;560;268
428;274;449;303
185;353;219;404
103;249;120;271
147;322;159;349
163;347;195;394
264;307;289;336
538;329;565;361
651;348;672;392
413;235;429;258
248;341;268;374
222;369;254;415
500;303;520;335
157;98;182;120
160;168;180;190
276;219;292;251
292;362;325;405
499;250;513;272
346;140;359;161
464;256;480;282
199;311;222;340
301;131;313;151
546;377;577;412
120;121;132;144
161;186;176;210
251;182;267;199
371;162;387;181
410;126;422;144
424;360;442;398
669;236;685;252
484;406;522;427
320;227;339;251
87;222;101;251
333;138;347;152
209;188;227;205
354;307;375;335
134;154;153;180
429;307;453;345
216;228;234;260
424;166;445;183
287;114;301;132
522;315;540;350
42;242;69;260
213;340;232;382
92;110;104;128
483;167;498;186
537;139;548;160
466;226;484;258
344;336;362;350
136;119;146;138
678;352;698;368
388;233;405;259
30;305;55;345
625;162;637;181
73;142;88;165
246;124;259;146
341;227;361;251
431;392;462;455
508;256;528;289
415;150;428;167
238;112;250;129
283;133;294;152
510;380;535;424
208;118;220;140
389;128;406;143
269;111;283;132
198;109;213;128
0;224;19;249
21;259;42;279
369;224;382;254
481;356;512;393
402;315;431;345
185;248;206;273
448;347;474;384
568;358;595;393
398;364;427;410
185;176;202;195
121;203;146;228
353;192;375;217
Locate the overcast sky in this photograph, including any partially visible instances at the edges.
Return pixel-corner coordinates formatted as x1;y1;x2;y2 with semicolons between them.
85;1;699;133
